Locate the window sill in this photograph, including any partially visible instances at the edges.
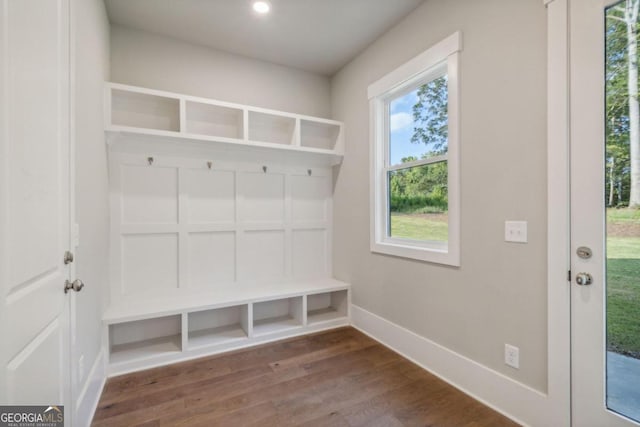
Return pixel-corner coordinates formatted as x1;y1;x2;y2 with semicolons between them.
370;240;460;267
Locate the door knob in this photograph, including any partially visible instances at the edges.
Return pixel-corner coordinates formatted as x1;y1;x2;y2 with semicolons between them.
63;250;74;264
575;272;593;286
64;279;85;294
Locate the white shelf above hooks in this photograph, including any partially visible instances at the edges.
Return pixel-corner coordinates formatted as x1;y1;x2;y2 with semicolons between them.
105;82;345;166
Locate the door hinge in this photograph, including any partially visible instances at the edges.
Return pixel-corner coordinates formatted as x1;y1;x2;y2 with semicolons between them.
567;270;571;282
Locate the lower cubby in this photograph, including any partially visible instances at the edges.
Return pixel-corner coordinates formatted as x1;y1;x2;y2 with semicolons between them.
252;297;304;336
307;290;349;325
188;305;249;350
104;280;350;375
109;315;182;364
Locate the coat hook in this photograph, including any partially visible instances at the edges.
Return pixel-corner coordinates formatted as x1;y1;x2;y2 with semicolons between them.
147;156;154;166
207;161;212;170
307;169;312;176
263;166;267;173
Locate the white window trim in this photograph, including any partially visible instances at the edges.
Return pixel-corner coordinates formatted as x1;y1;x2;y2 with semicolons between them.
368;31;462;266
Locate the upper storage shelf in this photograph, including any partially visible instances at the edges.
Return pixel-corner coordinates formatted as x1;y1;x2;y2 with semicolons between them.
105;83;344;164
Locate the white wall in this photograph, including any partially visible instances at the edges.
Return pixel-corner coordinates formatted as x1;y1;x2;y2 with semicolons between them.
331;0;548;392
110;26;332;118
73;0;110;414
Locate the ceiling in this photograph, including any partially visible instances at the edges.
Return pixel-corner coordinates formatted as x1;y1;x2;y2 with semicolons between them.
103;0;424;76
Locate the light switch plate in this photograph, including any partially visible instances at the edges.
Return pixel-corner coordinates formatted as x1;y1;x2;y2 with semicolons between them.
505;221;527;243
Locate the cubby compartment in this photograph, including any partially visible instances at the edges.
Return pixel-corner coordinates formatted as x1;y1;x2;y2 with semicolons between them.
103;281;350;375
253;297;303;336
306;290;349;325
300;119;341;151
188;305;249;349
185;101;244;139
248;111;296;145
109;315;182;364
111;89;180;132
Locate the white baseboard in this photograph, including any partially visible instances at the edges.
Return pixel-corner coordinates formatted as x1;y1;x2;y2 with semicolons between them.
75;349;106;426
350;304;555;427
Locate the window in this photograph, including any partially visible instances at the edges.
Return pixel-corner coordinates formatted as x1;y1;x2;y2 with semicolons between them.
368;32;461;266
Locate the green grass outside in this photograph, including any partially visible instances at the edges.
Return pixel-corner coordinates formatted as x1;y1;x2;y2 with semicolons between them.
390;213;448;241
608;208;640;223
607;235;640;357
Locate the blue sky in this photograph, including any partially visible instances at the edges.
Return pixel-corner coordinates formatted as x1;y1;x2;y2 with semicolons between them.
389;88;430;165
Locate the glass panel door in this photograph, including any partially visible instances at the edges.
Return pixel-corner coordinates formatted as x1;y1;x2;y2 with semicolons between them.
571;0;640;425
605;2;640;422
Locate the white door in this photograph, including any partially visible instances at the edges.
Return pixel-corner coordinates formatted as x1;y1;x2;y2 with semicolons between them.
0;0;73;422
571;0;640;425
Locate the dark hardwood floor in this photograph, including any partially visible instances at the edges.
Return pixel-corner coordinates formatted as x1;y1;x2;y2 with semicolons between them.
93;327;519;426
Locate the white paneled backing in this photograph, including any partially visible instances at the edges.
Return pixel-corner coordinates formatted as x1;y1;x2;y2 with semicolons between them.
122;233;178;295
185;169;235;224
291;174;330;223
292;229;327;280
238;171;285;224
121;165;178;224
187;232;236;287
239;230;286;282
110;152;333;301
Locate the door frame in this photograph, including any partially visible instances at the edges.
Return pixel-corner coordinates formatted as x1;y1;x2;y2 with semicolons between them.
548;0;640;425
546;0;572;425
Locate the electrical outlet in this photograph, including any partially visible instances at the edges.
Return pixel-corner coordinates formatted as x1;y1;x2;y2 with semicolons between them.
504;344;519;369
505;221;527;243
78;355;85;381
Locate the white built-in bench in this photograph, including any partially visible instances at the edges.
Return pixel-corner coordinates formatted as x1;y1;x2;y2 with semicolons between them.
103;279;350;376
103;83;348;376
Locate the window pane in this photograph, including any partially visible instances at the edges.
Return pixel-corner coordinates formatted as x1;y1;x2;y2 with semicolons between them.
389;75;448;166
388;162;448;242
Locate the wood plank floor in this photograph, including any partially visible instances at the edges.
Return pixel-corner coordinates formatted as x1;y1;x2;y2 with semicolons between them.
93;327;520;426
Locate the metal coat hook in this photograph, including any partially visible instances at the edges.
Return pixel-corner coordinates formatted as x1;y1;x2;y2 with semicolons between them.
207;161;213;170
307;169;312;176
147;156;154;166
263;166;267;173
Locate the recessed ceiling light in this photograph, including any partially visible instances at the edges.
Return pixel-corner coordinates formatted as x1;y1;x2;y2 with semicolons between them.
252;1;271;14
